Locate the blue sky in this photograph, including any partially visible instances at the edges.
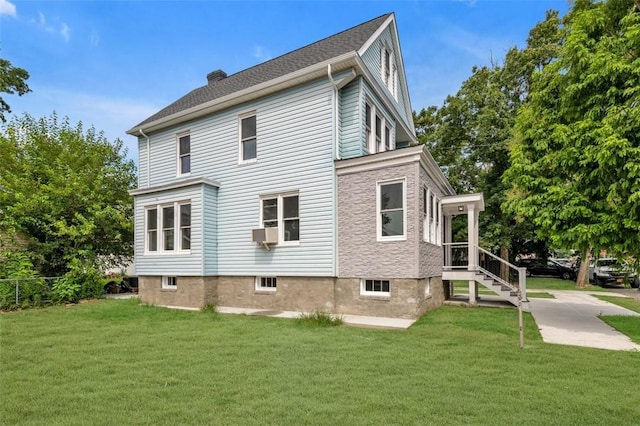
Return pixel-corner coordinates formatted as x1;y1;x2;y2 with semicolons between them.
1;0;568;162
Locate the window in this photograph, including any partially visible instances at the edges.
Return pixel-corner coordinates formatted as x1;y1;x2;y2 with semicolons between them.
162;276;177;289
260;193;299;244
365;100;392;154
147;208;158;252
361;279;390;296
375;115;383;153
255;276;277;291
178;134;190;175
145;201;191;253
162;206;175;251
377;180;406;241
423;189;441;245
365;103;372;152
381;45;396;97
240;113;257;162
180;204;191;250
385;125;391;151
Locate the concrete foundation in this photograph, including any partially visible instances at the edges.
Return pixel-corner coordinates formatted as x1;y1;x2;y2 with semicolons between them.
138;275;445;319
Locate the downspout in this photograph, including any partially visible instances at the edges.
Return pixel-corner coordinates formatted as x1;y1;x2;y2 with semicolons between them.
139;128;150;188
327;64;340;281
327;64;340;161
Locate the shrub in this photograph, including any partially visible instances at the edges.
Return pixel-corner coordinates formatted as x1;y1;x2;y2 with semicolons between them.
296;310;343;327
52;278;81;304
63;259;104;301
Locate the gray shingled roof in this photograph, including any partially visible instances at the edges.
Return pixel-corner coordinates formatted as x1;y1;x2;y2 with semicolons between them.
133;13;391;129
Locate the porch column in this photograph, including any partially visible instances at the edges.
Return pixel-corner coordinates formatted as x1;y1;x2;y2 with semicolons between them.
467;204;477;304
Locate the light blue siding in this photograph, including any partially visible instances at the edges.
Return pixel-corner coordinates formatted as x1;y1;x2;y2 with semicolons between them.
135;79;335;277
339;79;362;159
202;185;218;276
360;26;411;131
134;185;204;276
137;137;148;188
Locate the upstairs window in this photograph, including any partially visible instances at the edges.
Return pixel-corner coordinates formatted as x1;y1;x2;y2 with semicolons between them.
381;45;396;97
240;113;257;162
178;133;190;175
377;179;406;241
260;193;299;244
365;100;392;154
365;103;372;152
423;188;442;245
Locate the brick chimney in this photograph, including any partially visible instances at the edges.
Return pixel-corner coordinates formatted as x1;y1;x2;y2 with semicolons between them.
207;69;227;84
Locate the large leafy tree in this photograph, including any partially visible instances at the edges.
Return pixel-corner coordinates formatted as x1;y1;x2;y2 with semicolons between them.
414;10;562;260
504;0;640;285
0;57;31;122
0;113;136;276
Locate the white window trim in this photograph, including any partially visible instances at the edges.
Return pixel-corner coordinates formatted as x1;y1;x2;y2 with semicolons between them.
360;279;391;297
144;201;192;255
423;188;442;246
176;132;191;177
255;276;277;292
381;44;396;97
162;276;177;290
238;111;257;165
376;178;407;242
365;100;393;155
259;192;300;246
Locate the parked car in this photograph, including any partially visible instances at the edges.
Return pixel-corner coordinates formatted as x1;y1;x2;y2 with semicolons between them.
517;259;577;280
551;258;575;269
589;258;639;288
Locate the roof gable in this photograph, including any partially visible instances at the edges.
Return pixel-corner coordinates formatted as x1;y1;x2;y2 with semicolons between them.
131;13;392;133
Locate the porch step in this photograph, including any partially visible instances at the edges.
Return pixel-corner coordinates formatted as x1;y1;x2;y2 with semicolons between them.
471;272;527;310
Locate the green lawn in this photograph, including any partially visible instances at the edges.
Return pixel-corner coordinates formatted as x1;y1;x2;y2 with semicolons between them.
525;277;606;291
593;296;640;344
1;299;639;425
526;292;555;299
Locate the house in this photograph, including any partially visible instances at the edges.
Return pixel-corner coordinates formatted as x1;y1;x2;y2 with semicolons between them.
127;13;526;319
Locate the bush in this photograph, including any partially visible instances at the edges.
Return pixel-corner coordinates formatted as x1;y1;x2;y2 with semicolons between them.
296;310;343;327
52;278;81;304
0;251;49;310
63;259;103;301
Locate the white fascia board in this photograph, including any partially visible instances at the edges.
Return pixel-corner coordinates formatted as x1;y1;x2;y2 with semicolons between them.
127;53;358;136
335;145;424;175
419;149;456;195
355;56;417;144
442;193;485;212
356;13;415;134
129;177;220;196
357;14;395;56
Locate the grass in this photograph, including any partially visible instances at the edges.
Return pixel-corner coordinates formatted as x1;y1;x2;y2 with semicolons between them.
526;292;555;299
1;299;639;425
297;310;343;327
593;295;640;344
525;277;605;291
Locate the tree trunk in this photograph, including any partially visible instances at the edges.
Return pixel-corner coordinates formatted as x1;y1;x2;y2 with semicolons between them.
500;245;509;282
575;248;592;288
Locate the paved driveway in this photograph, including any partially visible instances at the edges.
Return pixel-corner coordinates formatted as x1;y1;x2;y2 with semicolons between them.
528;291;640;351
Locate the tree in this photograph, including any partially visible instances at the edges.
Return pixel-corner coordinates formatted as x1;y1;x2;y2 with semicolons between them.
0;57;31;122
0;113;136;276
414;10;562;260
504;0;640;286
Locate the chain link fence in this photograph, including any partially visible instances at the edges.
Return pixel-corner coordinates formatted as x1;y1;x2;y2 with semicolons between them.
0;277;62;310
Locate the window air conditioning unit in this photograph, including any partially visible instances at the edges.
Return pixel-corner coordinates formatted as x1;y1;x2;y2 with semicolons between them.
252;227;278;249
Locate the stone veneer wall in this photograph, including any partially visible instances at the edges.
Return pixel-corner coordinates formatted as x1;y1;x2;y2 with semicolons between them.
139;275;445;319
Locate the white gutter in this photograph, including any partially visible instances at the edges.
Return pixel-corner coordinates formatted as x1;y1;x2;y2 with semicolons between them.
138;128;150;188
327;64;340;278
327;64;340;161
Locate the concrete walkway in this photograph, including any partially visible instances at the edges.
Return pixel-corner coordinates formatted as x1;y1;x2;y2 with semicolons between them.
528;291;640;351
216;306;416;329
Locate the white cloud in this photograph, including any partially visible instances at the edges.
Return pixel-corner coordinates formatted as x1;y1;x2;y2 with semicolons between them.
32;11;71;42
90;29;100;46
0;0;16;17
252;45;272;61
8;86;161;162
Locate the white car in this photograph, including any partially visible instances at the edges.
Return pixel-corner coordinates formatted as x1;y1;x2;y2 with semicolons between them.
589;258;639;288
